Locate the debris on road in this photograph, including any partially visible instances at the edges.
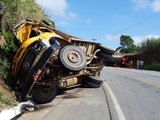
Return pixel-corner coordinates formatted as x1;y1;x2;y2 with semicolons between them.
0;100;35;120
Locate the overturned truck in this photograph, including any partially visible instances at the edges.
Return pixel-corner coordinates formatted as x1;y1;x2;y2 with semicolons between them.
10;19;114;104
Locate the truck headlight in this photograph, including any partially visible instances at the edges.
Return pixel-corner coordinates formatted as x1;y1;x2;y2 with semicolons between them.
31;42;42;53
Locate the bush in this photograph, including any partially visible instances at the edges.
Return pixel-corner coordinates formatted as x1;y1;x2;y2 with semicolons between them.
0;58;11;83
144;62;160;71
1;32;18;57
0;32;18;83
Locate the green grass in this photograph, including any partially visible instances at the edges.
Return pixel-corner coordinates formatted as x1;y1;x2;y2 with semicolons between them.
0;57;11;85
0;91;15;106
144;62;160;71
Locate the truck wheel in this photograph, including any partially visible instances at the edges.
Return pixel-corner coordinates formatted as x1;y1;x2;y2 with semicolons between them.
86;81;101;88
32;85;57;104
60;45;87;71
98;45;115;55
81;76;103;88
98;52;114;62
86;76;103;85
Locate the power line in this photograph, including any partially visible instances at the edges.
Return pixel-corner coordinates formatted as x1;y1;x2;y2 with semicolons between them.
131;24;160;36
116;13;158;34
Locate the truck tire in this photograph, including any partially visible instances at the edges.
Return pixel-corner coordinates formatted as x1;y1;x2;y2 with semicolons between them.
98;52;114;62
98;45;115;55
32;85;57;104
87;76;103;85
81;76;103;88
60;45;87;71
86;81;101;88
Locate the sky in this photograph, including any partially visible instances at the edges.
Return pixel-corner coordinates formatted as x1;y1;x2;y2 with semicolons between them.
35;0;160;50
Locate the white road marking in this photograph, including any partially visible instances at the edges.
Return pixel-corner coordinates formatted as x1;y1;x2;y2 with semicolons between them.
103;80;126;120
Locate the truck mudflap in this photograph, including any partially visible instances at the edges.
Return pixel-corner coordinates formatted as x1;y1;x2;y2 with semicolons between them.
19;44;60;101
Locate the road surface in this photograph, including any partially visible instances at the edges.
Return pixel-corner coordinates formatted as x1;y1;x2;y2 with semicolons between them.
17;67;160;120
101;67;160;120
17;85;110;120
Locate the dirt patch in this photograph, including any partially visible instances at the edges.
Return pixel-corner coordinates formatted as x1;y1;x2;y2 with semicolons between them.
0;83;16;111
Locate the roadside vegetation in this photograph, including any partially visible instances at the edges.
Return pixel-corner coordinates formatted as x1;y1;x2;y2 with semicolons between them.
0;0;54;108
117;35;160;71
138;38;160;71
0;84;16;110
118;35;137;53
144;62;160;71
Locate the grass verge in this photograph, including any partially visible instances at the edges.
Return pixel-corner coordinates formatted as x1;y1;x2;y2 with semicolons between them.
0;83;16;111
144;62;160;71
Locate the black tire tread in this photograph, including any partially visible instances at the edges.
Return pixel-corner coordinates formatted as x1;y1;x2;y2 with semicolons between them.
86;76;103;85
86;81;101;88
32;86;57;104
98;45;115;55
98;52;114;62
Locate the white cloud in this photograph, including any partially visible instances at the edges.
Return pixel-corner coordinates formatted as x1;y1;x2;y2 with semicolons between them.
85;19;92;24
35;0;77;20
132;0;150;10
105;34;121;41
132;34;160;45
132;0;160;12
68;12;77;19
105;33;160;46
151;0;160;12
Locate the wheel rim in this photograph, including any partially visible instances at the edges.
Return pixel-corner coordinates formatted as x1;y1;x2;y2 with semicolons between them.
67;50;80;63
60;45;87;71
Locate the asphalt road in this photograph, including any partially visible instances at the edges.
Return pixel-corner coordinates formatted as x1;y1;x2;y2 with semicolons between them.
17;67;160;120
101;67;160;120
17;86;110;120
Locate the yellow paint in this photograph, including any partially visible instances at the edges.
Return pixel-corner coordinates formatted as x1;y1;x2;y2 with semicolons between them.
12;21;62;77
134;77;160;89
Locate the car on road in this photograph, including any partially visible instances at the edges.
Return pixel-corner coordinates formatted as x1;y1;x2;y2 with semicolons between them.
11;19;114;104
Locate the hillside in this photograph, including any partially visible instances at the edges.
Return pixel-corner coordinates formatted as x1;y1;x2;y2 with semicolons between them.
0;0;55;109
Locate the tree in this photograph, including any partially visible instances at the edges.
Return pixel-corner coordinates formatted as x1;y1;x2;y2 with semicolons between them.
120;35;137;53
139;38;160;53
1;0;55;29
